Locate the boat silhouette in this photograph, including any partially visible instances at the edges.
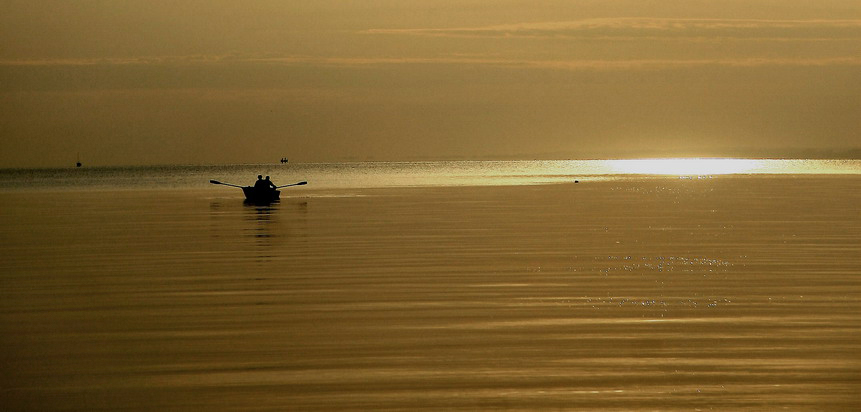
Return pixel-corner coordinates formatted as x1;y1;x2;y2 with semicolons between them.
242;186;281;203
210;179;306;203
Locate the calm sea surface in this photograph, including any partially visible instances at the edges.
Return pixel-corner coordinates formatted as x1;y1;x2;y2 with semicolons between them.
1;160;860;410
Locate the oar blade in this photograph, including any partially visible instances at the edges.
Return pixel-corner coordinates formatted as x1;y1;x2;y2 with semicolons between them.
276;181;308;188
211;180;245;188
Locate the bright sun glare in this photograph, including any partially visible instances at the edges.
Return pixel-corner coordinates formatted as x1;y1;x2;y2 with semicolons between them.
606;158;764;175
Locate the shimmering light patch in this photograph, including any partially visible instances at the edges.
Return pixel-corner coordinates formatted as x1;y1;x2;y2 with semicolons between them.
605;158;764;175
1;160;859;191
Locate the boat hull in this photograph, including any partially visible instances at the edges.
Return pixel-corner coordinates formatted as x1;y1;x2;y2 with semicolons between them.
242;187;281;203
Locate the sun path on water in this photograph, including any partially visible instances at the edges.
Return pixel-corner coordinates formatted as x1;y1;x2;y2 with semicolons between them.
605;158;764;175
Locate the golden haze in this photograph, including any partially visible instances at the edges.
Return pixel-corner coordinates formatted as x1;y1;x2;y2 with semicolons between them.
0;1;859;167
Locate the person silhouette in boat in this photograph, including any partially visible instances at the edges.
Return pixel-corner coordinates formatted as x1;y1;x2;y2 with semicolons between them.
264;176;276;189
253;175;268;190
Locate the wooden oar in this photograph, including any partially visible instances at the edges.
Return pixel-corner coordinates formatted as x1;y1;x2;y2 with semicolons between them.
275;181;307;189
209;179;244;189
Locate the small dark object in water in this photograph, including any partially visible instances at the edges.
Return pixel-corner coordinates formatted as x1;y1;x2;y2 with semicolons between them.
76;162;82;168
574;180;579;183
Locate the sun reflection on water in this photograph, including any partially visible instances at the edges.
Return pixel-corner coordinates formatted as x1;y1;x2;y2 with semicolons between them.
605;158;765;175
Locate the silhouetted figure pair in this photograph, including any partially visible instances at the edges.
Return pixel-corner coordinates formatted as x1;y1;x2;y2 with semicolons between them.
253;175;276;190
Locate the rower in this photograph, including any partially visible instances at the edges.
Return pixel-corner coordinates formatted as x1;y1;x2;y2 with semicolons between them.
253;175;268;189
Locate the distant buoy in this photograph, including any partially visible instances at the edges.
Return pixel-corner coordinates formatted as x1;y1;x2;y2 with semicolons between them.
76;162;82;167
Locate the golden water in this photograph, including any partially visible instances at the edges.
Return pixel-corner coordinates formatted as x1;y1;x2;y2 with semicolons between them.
1;174;860;410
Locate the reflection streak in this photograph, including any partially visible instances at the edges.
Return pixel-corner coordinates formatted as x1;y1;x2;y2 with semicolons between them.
605;158;764;175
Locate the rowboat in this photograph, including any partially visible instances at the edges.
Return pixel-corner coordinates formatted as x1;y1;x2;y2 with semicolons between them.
242;186;280;203
210;179;306;203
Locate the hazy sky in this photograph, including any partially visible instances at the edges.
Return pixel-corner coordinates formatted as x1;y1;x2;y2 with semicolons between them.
1;1;859;167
